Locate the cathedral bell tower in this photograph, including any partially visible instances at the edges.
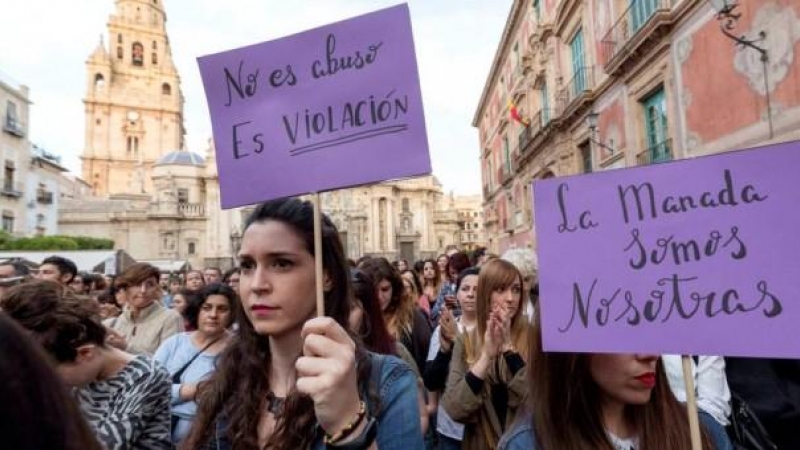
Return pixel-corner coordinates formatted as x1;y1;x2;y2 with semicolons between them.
82;0;185;196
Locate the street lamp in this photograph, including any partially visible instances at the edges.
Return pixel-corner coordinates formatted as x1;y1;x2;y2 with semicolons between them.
585;111;615;153
707;0;773;138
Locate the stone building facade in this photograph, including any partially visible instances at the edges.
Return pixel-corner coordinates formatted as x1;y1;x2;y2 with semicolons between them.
1;71;66;237
81;0;184;196
476;0;800;254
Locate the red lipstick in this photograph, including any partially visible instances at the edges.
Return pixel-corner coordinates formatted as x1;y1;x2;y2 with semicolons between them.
635;372;656;388
250;304;277;316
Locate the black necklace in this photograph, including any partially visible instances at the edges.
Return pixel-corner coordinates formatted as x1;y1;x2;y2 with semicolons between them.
266;391;285;416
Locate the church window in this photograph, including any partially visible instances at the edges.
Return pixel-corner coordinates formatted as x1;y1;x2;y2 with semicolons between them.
94;73;105;88
177;188;189;204
126;136;139;155
2;211;14;233
162;83;171;95
117;46;123;59
188;242;196;255
152;53;158;64
132;42;144;66
152;41;157;50
402;197;409;212
117;34;122;44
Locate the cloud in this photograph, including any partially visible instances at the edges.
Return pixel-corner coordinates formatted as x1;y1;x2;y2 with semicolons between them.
0;0;511;195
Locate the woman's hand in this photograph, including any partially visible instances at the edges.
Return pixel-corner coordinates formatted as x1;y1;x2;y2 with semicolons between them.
439;308;457;352
296;317;363;437
105;327;127;350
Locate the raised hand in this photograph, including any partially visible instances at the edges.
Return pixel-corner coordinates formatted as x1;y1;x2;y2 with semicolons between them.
439;307;457;352
295;317;362;436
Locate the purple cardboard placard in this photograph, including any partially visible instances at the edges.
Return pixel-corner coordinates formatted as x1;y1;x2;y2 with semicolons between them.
533;141;800;358
197;4;431;209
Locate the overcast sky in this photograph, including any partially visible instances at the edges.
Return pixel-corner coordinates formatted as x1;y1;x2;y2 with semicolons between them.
0;0;511;195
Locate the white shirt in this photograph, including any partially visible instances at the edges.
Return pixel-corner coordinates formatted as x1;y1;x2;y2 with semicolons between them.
662;355;731;426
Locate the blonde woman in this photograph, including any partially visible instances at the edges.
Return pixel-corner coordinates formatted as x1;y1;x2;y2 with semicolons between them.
442;259;531;450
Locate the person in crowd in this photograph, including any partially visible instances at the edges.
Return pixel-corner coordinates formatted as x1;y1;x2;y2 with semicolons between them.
97;283;123;320
70;272;91;294
183;198;423;449
1;280;172;449
350;267;429;436
0;313;103;450
663;355;731;428
422;258;442;306
185;269;205;290
431;251;472;321
424;267;480;450
108;262;184;354
436;254;449;285
203;267;223;285
401;269;430;317
170;288;200;331
413;259;425;279
443;259;531;450
222;267;241;292
500;247;539;320
396;259;409;273
724;357;800;450
35;255;78;286
470;247;488;267
155;283;236;444
498;317;733;450
0;260;30;297
360;257;432;375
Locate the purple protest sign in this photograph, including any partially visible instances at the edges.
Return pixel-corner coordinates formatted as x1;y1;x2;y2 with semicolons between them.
197;4;430;209
533;141;800;358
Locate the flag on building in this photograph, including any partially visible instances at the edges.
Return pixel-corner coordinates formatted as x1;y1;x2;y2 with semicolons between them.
508;100;530;126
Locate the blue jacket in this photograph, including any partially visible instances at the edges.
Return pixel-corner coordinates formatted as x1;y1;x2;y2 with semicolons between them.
498;410;734;450
205;352;424;450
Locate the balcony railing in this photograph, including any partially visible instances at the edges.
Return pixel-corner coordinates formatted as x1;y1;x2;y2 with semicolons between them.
3;118;25;137
636;139;673;165
601;0;672;71
36;190;54;204
1;181;22;198
559;66;595;111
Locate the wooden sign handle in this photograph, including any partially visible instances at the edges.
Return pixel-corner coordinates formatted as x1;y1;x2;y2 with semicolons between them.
312;192;325;317
682;355;703;450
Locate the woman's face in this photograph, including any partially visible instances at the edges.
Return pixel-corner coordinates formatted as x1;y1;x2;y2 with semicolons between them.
376;279;393;312
397;260;408;272
238;220;317;337
197;294;231;337
489;275;522;317
457;274;479;314
186;272;204;290
437;256;448;273
423;262;435;280
124;277;160;310
589;354;659;409
402;278;414;297
171;294;187;313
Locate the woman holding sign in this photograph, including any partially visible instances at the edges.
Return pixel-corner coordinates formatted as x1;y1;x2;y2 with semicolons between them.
183;198;423;450
497;315;733;450
442;259;531;450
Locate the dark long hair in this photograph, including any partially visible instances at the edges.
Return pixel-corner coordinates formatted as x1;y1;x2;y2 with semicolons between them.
360;257;413;339
351;268;396;355
528;313;715;450
0;313;103;450
183;198;372;450
183;283;238;330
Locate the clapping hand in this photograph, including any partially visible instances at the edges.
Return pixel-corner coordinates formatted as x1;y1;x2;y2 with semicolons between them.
439;307;457;352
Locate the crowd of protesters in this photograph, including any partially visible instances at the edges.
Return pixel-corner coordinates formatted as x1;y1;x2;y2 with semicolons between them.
0;197;797;449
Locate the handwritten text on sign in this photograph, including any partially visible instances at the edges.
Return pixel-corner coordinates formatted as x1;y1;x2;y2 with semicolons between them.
533;141;800;358
198;4;431;208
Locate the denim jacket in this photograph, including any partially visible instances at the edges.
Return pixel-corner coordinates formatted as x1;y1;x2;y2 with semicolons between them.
430;282;458;322
498;411;734;450
205;352;424;450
